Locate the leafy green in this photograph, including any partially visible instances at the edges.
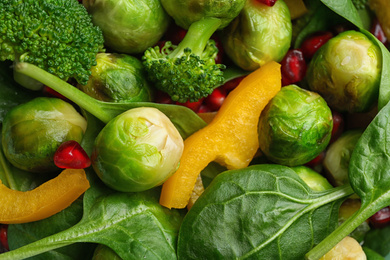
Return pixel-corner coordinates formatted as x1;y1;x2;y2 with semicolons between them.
363;225;390;258
0;176;184;260
177;164;353;259
306;88;390;259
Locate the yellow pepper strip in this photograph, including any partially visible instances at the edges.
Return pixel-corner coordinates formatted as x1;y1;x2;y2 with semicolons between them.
0;168;90;224
160;61;281;209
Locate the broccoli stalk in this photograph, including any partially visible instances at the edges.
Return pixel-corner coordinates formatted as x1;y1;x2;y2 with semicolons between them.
0;0;104;88
142;17;226;103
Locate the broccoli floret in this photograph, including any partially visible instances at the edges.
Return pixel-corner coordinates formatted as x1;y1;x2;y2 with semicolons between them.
0;0;104;85
351;0;369;10
142;17;226;103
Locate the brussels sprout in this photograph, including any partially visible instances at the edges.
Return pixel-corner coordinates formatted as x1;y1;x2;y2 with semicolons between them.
2;97;87;173
258;84;333;166
306;30;381;113
160;0;246;29
83;0;170;54
92;244;122;260
92;107;184;192
77;53;153;103
290;166;333;192
221;0;292;71
323;130;363;187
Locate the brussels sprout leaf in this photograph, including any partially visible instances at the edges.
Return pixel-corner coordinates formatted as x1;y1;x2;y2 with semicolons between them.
177;164;353;259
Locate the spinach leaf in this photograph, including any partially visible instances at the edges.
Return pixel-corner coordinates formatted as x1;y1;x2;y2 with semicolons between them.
320;0;363;28
363;225;390;257
0;182;184;260
177;164;353;259
8;198;96;260
306;91;390;259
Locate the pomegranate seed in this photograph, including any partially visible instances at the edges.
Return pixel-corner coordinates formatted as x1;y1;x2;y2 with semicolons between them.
370;206;390;228
198;104;212;113
42;86;69;102
0;225;9;252
154;91;174;104
330;110;344;144
305;151;326;168
370;18;388;45
54;140;91;169
211;34;224;64
281;49;307;86
204;88;226;112
255;0;277;6
220;76;245;93
175;98;204;113
301;31;333;60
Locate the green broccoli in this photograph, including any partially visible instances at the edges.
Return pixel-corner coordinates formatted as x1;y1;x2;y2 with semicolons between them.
142;17;226;103
0;0;104;85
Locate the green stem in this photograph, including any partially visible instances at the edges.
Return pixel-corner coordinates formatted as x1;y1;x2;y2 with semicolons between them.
14;62;114;123
305;199;376;260
168;17;222;58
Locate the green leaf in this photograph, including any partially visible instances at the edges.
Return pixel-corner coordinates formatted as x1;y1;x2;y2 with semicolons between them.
320;0;363;28
363;225;390;258
306;92;390;260
0;185;184;260
177;164;353;259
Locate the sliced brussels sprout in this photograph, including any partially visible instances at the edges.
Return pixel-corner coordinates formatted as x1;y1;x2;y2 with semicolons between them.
258;84;333;166
77;53;153;103
323;130;363;187
2;97;87;173
160;0;246;29
92;244;122;260
306;30;382;113
83;0;170;54
290;165;333;191
221;0;292;71
92;107;184;192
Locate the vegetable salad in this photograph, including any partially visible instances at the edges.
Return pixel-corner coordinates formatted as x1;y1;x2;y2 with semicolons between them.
0;0;390;259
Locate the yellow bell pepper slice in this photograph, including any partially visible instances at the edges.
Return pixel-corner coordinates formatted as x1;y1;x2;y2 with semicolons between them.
160;61;282;209
0;168;90;224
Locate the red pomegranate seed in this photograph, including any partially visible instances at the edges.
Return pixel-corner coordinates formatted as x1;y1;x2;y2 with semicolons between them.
305;151;326;168
204;88;226;112
330;110;344;144
175;98;204;113
370;18;388;45
154;91;174;104
42;86;69;102
220;76;245;93
281;49;307;86
255;0;277;6
370;206;390;228
198;104;212;113
54;140;91;169
0;224;9;252
300;31;334;60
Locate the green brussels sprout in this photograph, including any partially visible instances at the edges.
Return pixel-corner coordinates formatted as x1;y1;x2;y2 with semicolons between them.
306;30;382;113
92;107;184;192
160;0;246;29
221;0;292;71
290;166;333;192
83;0;170;54
2;97;87;173
92;244;122;260
323;130;363;187
258;84;333;166
77;53;153;103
